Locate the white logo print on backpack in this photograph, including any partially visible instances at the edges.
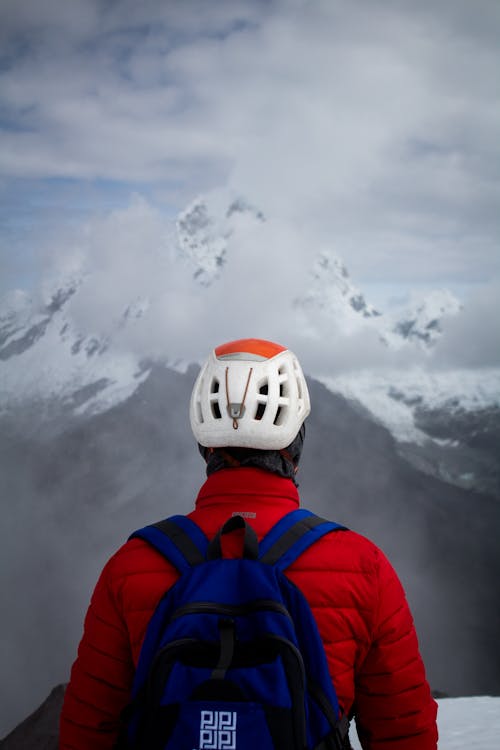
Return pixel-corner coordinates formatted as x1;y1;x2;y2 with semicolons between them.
121;510;350;750
199;710;237;749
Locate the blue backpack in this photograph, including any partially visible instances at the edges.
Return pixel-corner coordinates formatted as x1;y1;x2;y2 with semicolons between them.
122;509;350;750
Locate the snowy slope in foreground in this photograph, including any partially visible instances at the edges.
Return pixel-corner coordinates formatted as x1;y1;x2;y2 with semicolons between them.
3;693;498;750
350;696;500;750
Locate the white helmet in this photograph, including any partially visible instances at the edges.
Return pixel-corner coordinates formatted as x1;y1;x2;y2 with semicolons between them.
190;338;310;450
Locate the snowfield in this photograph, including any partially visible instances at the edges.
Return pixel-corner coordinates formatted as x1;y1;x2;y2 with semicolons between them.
350;697;500;750
322;367;500;445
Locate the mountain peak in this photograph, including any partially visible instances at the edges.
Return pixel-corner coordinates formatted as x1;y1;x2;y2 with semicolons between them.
385;288;462;348
176;196;265;286
0;194;470;422
294;249;381;335
176;198;228;286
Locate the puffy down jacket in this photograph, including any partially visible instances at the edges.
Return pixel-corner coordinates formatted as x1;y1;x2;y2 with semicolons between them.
60;467;438;749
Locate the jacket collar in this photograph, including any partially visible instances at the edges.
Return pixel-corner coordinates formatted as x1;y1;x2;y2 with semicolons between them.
195;467;300;511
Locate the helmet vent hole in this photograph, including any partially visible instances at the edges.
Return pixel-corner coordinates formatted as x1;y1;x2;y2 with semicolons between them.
255;402;266;421
255;380;269;421
211;401;222;419
273;406;283;425
211;378;220;393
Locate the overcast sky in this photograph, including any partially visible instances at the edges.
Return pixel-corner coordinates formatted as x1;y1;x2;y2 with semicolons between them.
0;0;499;361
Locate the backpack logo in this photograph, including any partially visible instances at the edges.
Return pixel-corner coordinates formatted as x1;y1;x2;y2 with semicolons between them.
199;710;237;749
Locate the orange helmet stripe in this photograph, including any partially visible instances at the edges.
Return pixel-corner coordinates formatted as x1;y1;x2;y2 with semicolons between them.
215;338;287;360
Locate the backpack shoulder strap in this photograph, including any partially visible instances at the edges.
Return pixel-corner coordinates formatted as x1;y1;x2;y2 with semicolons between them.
129;515;208;573
259;509;346;571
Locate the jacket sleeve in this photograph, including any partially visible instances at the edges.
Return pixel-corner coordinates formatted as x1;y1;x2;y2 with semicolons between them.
59;553;134;750
354;548;438;750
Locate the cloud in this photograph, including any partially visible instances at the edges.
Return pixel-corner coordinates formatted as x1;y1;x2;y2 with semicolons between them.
41;195;311;362
27;192;459;378
0;0;499;299
432;283;500;368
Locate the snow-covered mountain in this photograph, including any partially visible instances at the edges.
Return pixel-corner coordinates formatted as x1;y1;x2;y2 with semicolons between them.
177;196;462;351
0;194;498;496
0;195;461;404
324;367;500;497
294;250;381;336
293;248;462;349
0;279;151;416
383;288;463;349
176;196;265;286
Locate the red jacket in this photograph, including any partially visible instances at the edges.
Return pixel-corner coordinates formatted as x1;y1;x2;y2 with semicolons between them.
60;468;438;749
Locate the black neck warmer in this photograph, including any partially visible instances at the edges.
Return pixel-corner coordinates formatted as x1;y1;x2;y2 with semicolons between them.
198;424;306;486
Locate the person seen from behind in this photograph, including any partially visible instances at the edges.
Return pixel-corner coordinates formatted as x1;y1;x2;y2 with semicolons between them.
60;338;438;749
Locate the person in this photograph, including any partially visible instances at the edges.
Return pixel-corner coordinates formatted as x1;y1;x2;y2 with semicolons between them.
60;337;438;749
